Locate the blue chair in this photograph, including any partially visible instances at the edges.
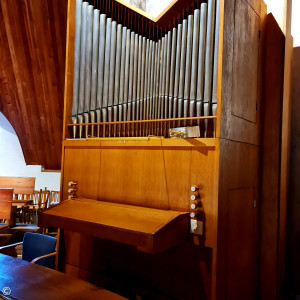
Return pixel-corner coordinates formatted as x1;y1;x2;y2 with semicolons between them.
0;232;57;269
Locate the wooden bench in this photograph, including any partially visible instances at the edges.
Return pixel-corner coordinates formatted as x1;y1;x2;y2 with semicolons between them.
0;176;35;196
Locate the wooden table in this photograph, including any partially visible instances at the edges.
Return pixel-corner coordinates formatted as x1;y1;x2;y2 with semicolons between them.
0;253;127;300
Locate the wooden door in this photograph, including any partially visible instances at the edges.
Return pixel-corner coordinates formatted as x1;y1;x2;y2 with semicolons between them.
227;188;258;300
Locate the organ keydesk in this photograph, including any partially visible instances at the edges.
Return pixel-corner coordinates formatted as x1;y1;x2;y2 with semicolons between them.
40;0;267;299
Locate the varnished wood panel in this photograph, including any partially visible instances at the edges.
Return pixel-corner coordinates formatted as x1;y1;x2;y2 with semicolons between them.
216;139;259;300
220;0;266;145
0;188;13;220
0;253;126;300
41;198;189;253
245;0;261;15
287;46;300;295
0;0;67;169
62;138;218;248
259;13;285;300
63;141;101;201
98;141;169;209
232;0;260;123
227;188;258;300
0;176;35;195
279;0;293;294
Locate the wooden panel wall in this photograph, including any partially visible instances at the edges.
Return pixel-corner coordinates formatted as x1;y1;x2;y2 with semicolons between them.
220;0;266;145
216;140;260;300
286;46;300;296
259;14;285;300
0;0;67;170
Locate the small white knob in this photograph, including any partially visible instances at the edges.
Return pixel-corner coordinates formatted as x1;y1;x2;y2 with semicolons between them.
191;195;196;201
191;185;198;192
191;203;197;209
190;212;196;218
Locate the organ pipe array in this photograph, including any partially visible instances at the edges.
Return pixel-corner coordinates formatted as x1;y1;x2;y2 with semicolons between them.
70;0;220;139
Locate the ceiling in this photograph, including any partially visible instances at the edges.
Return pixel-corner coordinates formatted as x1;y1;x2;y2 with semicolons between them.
0;0;67;170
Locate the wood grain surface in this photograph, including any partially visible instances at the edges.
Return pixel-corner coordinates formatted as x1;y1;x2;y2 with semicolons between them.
259;13;285;300
0;253;127;300
220;0;265;145
61;138;217;248
0;188;13;220
41;198;189;253
0;176;35;195
0;0;67;169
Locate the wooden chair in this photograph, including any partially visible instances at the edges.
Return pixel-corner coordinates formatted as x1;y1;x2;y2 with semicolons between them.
0;232;57;269
0;177;35;224
12;194;34;223
0;188;14;227
24;188;50;224
49;191;60;207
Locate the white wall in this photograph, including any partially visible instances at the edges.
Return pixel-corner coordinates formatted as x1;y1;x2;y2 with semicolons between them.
265;0;300;47
265;0;286;31
0;112;61;191
292;0;300;47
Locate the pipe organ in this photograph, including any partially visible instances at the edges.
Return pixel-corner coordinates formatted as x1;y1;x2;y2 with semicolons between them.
70;0;219;139
41;0;267;299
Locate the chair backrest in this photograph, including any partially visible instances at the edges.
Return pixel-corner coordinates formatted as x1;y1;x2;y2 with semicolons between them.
50;191;60;205
22;232;56;269
0;188;13;222
34;188;50;209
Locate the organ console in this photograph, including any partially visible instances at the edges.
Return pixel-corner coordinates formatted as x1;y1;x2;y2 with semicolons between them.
41;0;268;299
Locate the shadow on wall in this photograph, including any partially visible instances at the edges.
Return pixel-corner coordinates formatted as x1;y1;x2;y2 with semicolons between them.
0;112;60;191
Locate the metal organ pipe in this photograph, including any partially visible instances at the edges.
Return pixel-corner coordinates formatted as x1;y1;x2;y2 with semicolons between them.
70;1;220;139
90;9;100;138
71;0;82;139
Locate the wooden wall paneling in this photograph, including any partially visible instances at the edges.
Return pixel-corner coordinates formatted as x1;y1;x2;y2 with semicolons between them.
63;138;217;215
216;139;260;300
259;13;285;300
227;188;258;300
155;148;191;212
231;0;260;123
98;140;169;209
220;0;265;145
245;0;261;15
279;0;293;294
62;140;101;201
287;46;300;296
0;0;67;169
190;146;218;248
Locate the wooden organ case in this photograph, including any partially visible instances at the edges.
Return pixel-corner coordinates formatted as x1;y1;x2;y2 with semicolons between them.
40;0;267;299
